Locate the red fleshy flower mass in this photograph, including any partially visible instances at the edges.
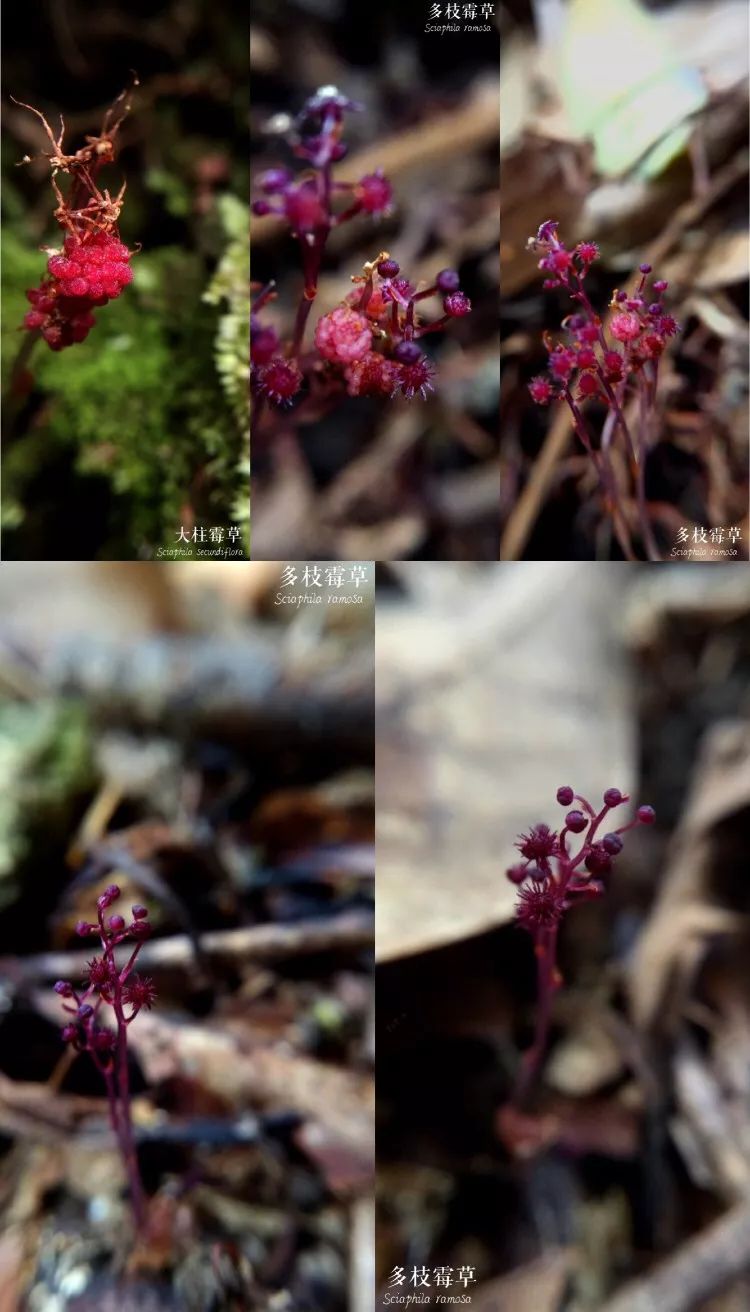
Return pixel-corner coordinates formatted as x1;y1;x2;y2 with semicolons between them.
16;92;135;352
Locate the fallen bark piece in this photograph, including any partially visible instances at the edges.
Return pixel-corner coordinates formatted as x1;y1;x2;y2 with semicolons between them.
125;1010;374;1169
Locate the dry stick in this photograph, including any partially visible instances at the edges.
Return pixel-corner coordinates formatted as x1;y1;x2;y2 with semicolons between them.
600;1198;750;1312
499;149;750;561
13;911;374;983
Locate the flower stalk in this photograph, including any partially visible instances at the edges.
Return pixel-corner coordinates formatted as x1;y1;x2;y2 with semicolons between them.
508;787;655;1105
251;86;472;414
55;888;155;1230
527;221;680;560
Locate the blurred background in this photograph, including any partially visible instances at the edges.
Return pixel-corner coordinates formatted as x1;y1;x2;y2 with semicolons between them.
2;1;249;561
0;562;373;1311
376;561;750;1309
250;0;500;561
499;0;749;561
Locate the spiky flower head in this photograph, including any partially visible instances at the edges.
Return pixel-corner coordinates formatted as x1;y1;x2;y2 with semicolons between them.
516;883;562;931
515;823;557;863
122;975;157;1012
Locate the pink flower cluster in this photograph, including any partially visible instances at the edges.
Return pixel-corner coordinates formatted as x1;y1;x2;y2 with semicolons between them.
251;258;471;408
527;221;679;409
54;884;154;1226
508;785;655;936
507;785;655;1103
250;86;472;412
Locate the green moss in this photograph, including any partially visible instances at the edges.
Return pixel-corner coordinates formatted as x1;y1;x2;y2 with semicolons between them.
0;700;95;911
203;194;250;537
2;213;249;557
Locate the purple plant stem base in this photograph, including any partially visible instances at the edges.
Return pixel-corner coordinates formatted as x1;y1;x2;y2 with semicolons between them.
561;388;637;562
512;924;560;1106
114;989;146;1229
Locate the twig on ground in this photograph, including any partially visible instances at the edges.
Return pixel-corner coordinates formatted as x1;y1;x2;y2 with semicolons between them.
7;911;374;984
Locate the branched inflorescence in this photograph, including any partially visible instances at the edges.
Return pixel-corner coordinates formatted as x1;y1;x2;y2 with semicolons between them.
507;786;655;1104
251;86;471;412
55;885;154;1228
14;83;137;351
526;220;680;561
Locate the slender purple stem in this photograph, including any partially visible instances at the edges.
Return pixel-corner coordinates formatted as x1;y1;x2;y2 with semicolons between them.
513;923;559;1105
57;893;153;1232
113;987;146;1230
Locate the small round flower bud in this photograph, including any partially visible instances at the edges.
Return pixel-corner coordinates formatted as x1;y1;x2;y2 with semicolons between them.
576;241;599;265
506;863;528;885
547;249;572;274
648;303;662;316
104;884;121;902
436;269;460;293
61;1024;78;1043
548;346;576;380
658;314;679;337
108;915;125;932
556;786;574;806
652;280;668;293
443;291;472;317
54;980;74;997
251;321;280;366
579;322;600;343
585;844;611;875
260;167;292;194
528;376;554;406
394;340;423;365
130;920;152;939
611;311;641;343
314;305;372;365
75;921;94;937
131;905;148;919
577;372;600;398
251;199;272;216
639;263;652;274
565;810;587;833
355;170;392;215
256;358;303;407
602;832;623;855
603;788;623;807
637;805;656;824
377;258;400;278
78;1003;94;1019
